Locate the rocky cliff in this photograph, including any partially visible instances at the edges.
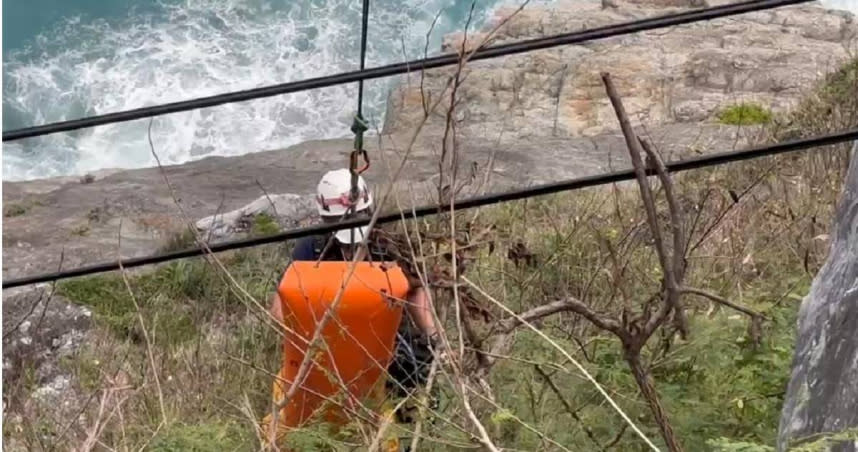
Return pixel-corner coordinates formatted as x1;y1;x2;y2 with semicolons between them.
384;0;857;140
3;0;855;286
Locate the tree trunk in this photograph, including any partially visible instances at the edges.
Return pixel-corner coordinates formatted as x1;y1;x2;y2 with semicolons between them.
625;351;684;452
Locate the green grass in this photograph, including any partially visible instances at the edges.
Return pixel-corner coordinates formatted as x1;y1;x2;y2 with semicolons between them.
159;227;199;253
158;213;280;254
818;58;857;103
717;103;773;125
250;212;280;237
148;422;251;452
56;242;289;347
3;199;46;218
58;273;198;346
43;245;291;450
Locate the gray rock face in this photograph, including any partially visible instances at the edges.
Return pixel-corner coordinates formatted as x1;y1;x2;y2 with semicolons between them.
383;0;857;140
2;288;95;450
777;142;858;452
2;123;758;282
2;286;94;447
1;138;358;281
2;287;92;395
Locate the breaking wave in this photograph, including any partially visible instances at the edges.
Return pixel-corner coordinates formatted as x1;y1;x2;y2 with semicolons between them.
2;0;507;180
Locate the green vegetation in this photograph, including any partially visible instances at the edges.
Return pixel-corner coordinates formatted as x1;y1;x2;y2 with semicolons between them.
5;56;855;452
149;422;250;452
4;203;28;217
250;212;281;237
717;103;773;126
3;198;46;217
770;57;857;183
477;287;803;449
59;274;198;346
431;162;829;450
57;244;287;346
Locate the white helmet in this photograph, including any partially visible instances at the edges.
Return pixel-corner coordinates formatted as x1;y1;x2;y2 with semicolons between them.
315;168;374;244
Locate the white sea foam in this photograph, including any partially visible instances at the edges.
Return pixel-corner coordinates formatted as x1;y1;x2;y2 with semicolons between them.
2;0;505;181
5;0;856;181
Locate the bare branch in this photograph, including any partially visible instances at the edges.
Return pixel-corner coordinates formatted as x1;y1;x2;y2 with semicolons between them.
638;137;685;275
601;73;688;342
420;9;443;117
626;353;684;452
680;287;768;319
408;357;442;452
499;296;622;336
464;382;575;452
687;161;776;255
601;73;673;284
367;396;411;452
639;136;689;338
601;72;685;452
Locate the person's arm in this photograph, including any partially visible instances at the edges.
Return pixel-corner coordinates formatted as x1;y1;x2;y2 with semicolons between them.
405;285;439;340
270;292;283;324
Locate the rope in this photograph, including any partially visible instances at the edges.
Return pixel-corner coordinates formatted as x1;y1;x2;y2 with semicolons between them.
2;0;813;142
357;0;370;119
4;127;855;289
348;0;372;246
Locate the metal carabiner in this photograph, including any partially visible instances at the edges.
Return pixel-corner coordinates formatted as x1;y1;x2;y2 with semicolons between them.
350;149;370;174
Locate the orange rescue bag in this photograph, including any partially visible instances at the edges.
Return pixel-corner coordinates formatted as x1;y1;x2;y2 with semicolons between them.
266;260;409;433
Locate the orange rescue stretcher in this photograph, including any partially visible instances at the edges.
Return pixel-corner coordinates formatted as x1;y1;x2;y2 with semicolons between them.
261;260;409;448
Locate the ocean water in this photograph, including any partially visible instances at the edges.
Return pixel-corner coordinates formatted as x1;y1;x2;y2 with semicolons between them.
2;0;516;181
3;0;857;181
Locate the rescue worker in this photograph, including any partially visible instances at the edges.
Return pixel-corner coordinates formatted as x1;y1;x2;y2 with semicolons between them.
268;168;442;421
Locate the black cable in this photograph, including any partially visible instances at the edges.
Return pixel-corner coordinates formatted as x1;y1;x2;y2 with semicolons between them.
4;127;855;289
3;0;813;142
357;0;370;118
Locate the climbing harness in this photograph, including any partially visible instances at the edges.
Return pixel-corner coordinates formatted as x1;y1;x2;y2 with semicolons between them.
347;0;373;246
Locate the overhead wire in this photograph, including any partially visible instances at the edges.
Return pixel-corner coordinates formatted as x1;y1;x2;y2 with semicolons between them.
2;0;814;142
4;127;856;289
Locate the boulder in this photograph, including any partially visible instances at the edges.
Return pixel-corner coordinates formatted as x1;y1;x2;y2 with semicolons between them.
2;287;92;392
2;287;94;448
195;193;317;240
777;142;858;452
